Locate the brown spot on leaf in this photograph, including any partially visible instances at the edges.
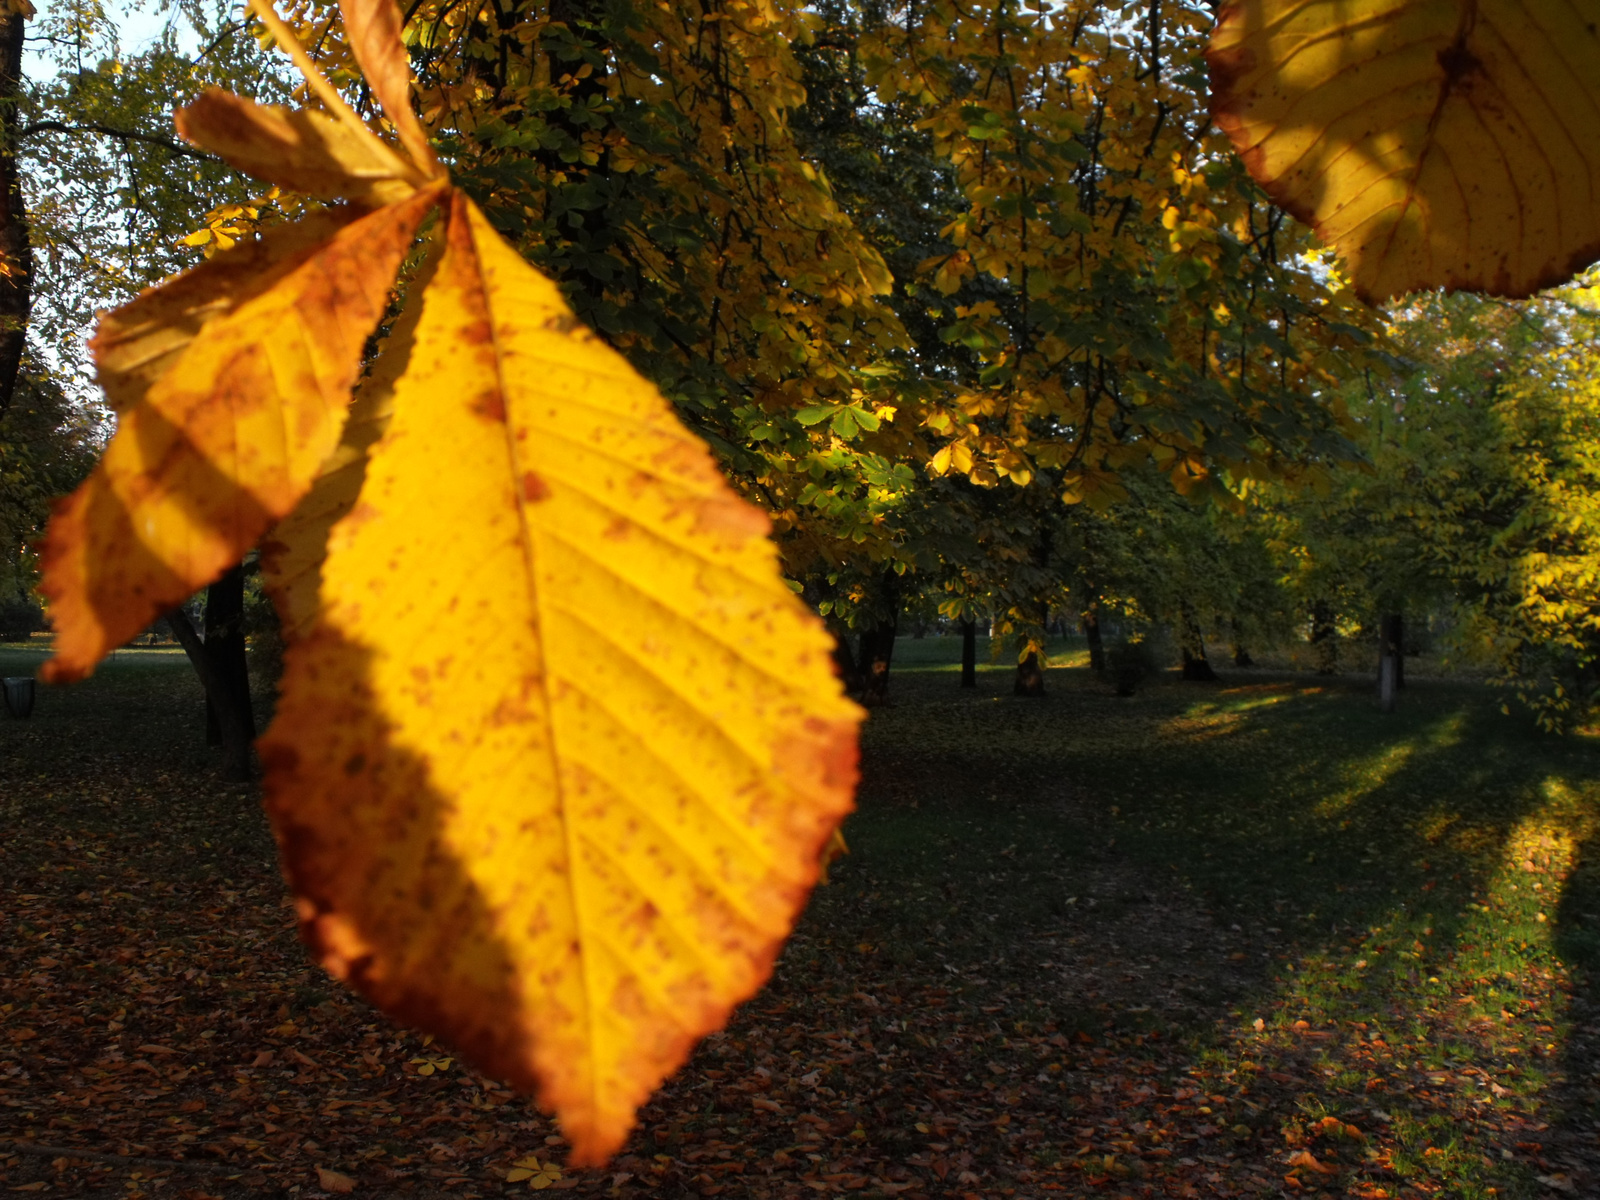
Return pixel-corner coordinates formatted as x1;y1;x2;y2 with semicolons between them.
1437;39;1483;87
471;391;507;423
522;472;551;503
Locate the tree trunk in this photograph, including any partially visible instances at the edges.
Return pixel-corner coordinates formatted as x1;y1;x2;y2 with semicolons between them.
0;0;33;413
203;566;254;751
1310;600;1338;674
1379;652;1397;712
169;600;254;781
858;619;897;706
959;618;976;689
1230;618;1253;667
1380;612;1405;689
1179;608;1219;681
830;627;863;695
1014;650;1045;695
1082;609;1105;673
855;573;901;706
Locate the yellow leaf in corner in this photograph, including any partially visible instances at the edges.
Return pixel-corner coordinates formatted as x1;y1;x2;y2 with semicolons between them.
38;186;441;681
258;191;861;1166
1208;0;1600;301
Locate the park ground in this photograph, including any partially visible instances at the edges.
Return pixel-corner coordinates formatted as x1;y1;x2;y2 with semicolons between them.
3;638;1600;1200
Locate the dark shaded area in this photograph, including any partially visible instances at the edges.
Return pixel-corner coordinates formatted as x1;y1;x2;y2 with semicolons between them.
1382;612;1406;689
203;565;255;776
1013;650;1044;695
859;619;897;707
1081;610;1104;673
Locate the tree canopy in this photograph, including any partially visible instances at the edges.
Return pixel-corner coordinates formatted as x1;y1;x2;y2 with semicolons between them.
10;0;1600;1163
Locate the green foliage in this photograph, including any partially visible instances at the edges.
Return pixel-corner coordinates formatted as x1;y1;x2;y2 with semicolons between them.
22;0;293;386
1264;278;1600;730
0;364;94;608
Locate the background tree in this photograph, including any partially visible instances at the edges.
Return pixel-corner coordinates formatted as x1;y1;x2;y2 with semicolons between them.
21;0;292;390
0;361;94;633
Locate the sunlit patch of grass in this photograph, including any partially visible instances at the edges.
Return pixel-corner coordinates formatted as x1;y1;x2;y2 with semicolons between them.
1312;740;1418;818
1047;647;1092;669
1429;710;1468;748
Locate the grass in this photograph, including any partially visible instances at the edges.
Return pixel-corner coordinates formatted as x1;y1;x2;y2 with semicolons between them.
3;635;1599;1197
808;635;1600;1195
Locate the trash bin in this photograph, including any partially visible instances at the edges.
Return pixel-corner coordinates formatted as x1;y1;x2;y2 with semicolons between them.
4;676;35;718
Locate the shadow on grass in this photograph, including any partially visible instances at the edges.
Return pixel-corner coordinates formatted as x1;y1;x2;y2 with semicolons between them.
813;638;1600;1197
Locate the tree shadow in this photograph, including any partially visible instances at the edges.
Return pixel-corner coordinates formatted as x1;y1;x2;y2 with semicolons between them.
838;662;1600;1193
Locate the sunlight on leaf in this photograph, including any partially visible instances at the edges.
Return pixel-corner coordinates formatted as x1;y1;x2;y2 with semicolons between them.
1209;0;1600;301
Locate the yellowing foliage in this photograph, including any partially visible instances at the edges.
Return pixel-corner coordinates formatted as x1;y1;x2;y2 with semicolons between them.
38;0;862;1163
1209;0;1600;302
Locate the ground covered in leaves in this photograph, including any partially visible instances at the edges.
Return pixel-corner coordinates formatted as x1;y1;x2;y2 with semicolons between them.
4;638;1600;1200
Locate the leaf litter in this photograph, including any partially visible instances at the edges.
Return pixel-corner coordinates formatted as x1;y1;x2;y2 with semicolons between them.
4;649;1600;1198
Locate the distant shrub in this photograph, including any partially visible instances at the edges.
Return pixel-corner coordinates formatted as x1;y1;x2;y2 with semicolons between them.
0;595;43;641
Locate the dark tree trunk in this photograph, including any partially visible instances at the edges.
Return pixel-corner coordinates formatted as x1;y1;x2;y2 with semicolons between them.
1082;610;1105;673
1310;600;1338;674
1179;608;1219;681
830;628;863;695
0;1;33;413
203;566;254;751
1380;612;1405;689
1014;651;1045;695
959;618;976;689
1182;646;1219;681
1230;618;1253;667
169;598;255;781
858;619;897;706
856;573;901;706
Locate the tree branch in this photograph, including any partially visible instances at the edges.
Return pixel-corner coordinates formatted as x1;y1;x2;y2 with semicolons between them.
18;120;207;159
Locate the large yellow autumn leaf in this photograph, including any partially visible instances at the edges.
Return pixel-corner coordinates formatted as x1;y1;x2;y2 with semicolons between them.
40;0;862;1161
257;192;861;1163
1209;0;1600;302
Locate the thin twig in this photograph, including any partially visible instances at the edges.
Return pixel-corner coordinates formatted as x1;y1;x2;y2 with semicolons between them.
17;120;206;159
